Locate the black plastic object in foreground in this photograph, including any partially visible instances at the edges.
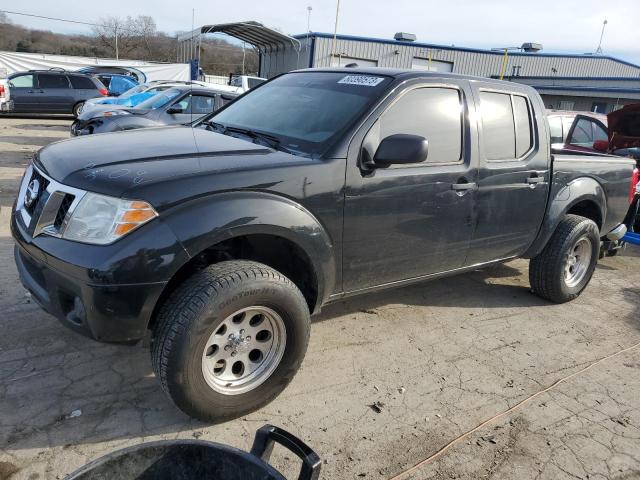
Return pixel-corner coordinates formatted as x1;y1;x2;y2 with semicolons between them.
66;424;321;480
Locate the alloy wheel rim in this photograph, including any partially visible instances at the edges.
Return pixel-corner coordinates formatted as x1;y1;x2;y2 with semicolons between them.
201;306;286;395
564;236;592;288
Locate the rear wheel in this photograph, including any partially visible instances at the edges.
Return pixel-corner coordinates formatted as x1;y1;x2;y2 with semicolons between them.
151;260;310;423
529;215;600;303
72;102;84;118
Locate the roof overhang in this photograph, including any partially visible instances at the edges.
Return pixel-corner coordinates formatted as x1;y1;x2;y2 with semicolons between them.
178;21;300;53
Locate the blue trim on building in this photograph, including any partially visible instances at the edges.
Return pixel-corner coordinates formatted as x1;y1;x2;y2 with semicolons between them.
531;85;640;94
292;32;640;70
491;75;640;81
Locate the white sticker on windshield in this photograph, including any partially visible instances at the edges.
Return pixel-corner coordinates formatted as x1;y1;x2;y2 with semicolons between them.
338;75;385;87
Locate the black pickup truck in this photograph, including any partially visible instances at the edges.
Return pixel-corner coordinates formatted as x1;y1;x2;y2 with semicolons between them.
11;69;634;422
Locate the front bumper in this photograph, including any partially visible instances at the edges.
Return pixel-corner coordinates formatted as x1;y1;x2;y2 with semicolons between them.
11;202;189;343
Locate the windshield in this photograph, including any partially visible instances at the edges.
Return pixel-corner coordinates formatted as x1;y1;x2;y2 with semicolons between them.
134;88;182;110
208;72;392;157
119;84;147;99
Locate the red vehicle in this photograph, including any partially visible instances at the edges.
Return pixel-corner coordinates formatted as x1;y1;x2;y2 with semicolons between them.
547;110;609;154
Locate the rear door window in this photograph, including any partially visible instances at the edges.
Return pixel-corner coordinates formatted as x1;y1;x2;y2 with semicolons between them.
480;91;534;160
38;74;70;89
8;74;34;88
480;92;516;160
513;95;533;157
69;76;97;89
568;118;594;147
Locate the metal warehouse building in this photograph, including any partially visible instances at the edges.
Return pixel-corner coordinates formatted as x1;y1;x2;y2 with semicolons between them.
260;31;640;114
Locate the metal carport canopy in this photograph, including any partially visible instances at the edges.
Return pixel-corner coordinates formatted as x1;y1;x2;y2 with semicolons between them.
179;21;300;53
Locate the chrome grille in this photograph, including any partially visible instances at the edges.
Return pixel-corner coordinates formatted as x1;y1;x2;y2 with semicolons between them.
16;164;86;238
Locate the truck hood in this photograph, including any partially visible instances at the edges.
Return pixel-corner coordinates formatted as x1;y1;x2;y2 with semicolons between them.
35;126;283;197
608;103;640;150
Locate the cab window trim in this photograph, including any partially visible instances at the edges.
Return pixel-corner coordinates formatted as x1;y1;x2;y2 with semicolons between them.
365;83;467;168
478;87;537;164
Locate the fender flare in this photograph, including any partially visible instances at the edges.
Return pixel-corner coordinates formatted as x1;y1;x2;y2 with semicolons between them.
161;190;336;310
523;177;606;258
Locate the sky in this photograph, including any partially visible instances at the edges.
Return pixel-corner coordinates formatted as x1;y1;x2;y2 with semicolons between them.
4;0;640;63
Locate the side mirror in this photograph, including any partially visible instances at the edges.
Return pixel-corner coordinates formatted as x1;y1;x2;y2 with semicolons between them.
373;134;429;167
592;140;609;152
167;105;184;114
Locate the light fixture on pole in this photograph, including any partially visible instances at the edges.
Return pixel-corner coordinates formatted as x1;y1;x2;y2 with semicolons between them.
307;6;313;33
595;19;607;54
330;0;341;65
491;42;542;80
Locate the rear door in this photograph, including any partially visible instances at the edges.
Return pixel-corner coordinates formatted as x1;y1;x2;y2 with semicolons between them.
36;73;73;112
7;74;39;112
464;83;550;265
342;80;478;291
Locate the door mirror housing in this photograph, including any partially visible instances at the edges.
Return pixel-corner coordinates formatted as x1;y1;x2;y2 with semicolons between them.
592;140;609;152
167;104;184;114
373;134;429;167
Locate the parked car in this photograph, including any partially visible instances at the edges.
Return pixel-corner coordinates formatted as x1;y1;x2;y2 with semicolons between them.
77;66;146;83
547;110;609;154
12;69;635;422
95;73;139;96
6;69;108;117
228;74;266;91
71;86;237;136
79;81;215;115
0;77;12;112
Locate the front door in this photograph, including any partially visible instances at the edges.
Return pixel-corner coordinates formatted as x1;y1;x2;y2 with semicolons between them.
464;83;551;265
343;81;478;292
165;93;217;125
8;74;39;112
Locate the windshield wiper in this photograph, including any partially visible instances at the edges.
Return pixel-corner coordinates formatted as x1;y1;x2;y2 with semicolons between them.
210;124;299;155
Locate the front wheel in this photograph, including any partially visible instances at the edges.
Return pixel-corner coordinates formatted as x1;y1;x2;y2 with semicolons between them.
529;215;600;303
151;260;310;423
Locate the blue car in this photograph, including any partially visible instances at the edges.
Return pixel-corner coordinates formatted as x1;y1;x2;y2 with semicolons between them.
80;81;211;115
96;74;139;96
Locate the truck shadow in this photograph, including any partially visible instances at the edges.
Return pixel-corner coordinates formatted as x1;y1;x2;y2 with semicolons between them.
315;261;548;322
1;261;548;456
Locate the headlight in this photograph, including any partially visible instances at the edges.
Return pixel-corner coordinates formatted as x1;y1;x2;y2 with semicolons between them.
62;193;157;245
103;110;130;117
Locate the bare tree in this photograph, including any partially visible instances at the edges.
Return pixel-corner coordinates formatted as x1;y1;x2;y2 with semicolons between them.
92;16;157;59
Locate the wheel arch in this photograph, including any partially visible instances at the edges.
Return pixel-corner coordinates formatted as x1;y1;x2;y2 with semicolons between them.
523;177;606;259
150;191;336;328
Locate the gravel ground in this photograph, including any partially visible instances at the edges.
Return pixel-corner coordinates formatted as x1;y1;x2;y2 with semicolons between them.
0;116;639;480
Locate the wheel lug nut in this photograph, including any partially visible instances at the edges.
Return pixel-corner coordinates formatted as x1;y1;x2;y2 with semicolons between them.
231;351;236;357
224;345;231;351
246;336;251;341
240;329;245;335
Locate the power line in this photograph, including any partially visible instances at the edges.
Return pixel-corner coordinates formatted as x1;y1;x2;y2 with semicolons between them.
1;9;102;28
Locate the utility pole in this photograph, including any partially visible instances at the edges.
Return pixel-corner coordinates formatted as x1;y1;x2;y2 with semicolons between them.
114;24;119;60
307;6;312;32
330;0;340;65
595;19;607;54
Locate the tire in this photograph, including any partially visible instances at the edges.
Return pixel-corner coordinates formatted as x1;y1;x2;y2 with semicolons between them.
72;102;84;118
529;214;600;303
151;260;310;423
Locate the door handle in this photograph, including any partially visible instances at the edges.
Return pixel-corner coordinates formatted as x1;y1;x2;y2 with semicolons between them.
451;182;477;191
526;176;544;184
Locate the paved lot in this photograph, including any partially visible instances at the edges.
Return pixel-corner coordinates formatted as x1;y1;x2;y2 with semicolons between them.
0;116;639;480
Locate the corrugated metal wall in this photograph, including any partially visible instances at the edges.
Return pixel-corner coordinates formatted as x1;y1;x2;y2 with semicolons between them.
311;37;640;77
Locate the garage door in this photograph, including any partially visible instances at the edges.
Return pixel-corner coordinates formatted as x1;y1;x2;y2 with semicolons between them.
411;58;453;72
331;56;378;68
